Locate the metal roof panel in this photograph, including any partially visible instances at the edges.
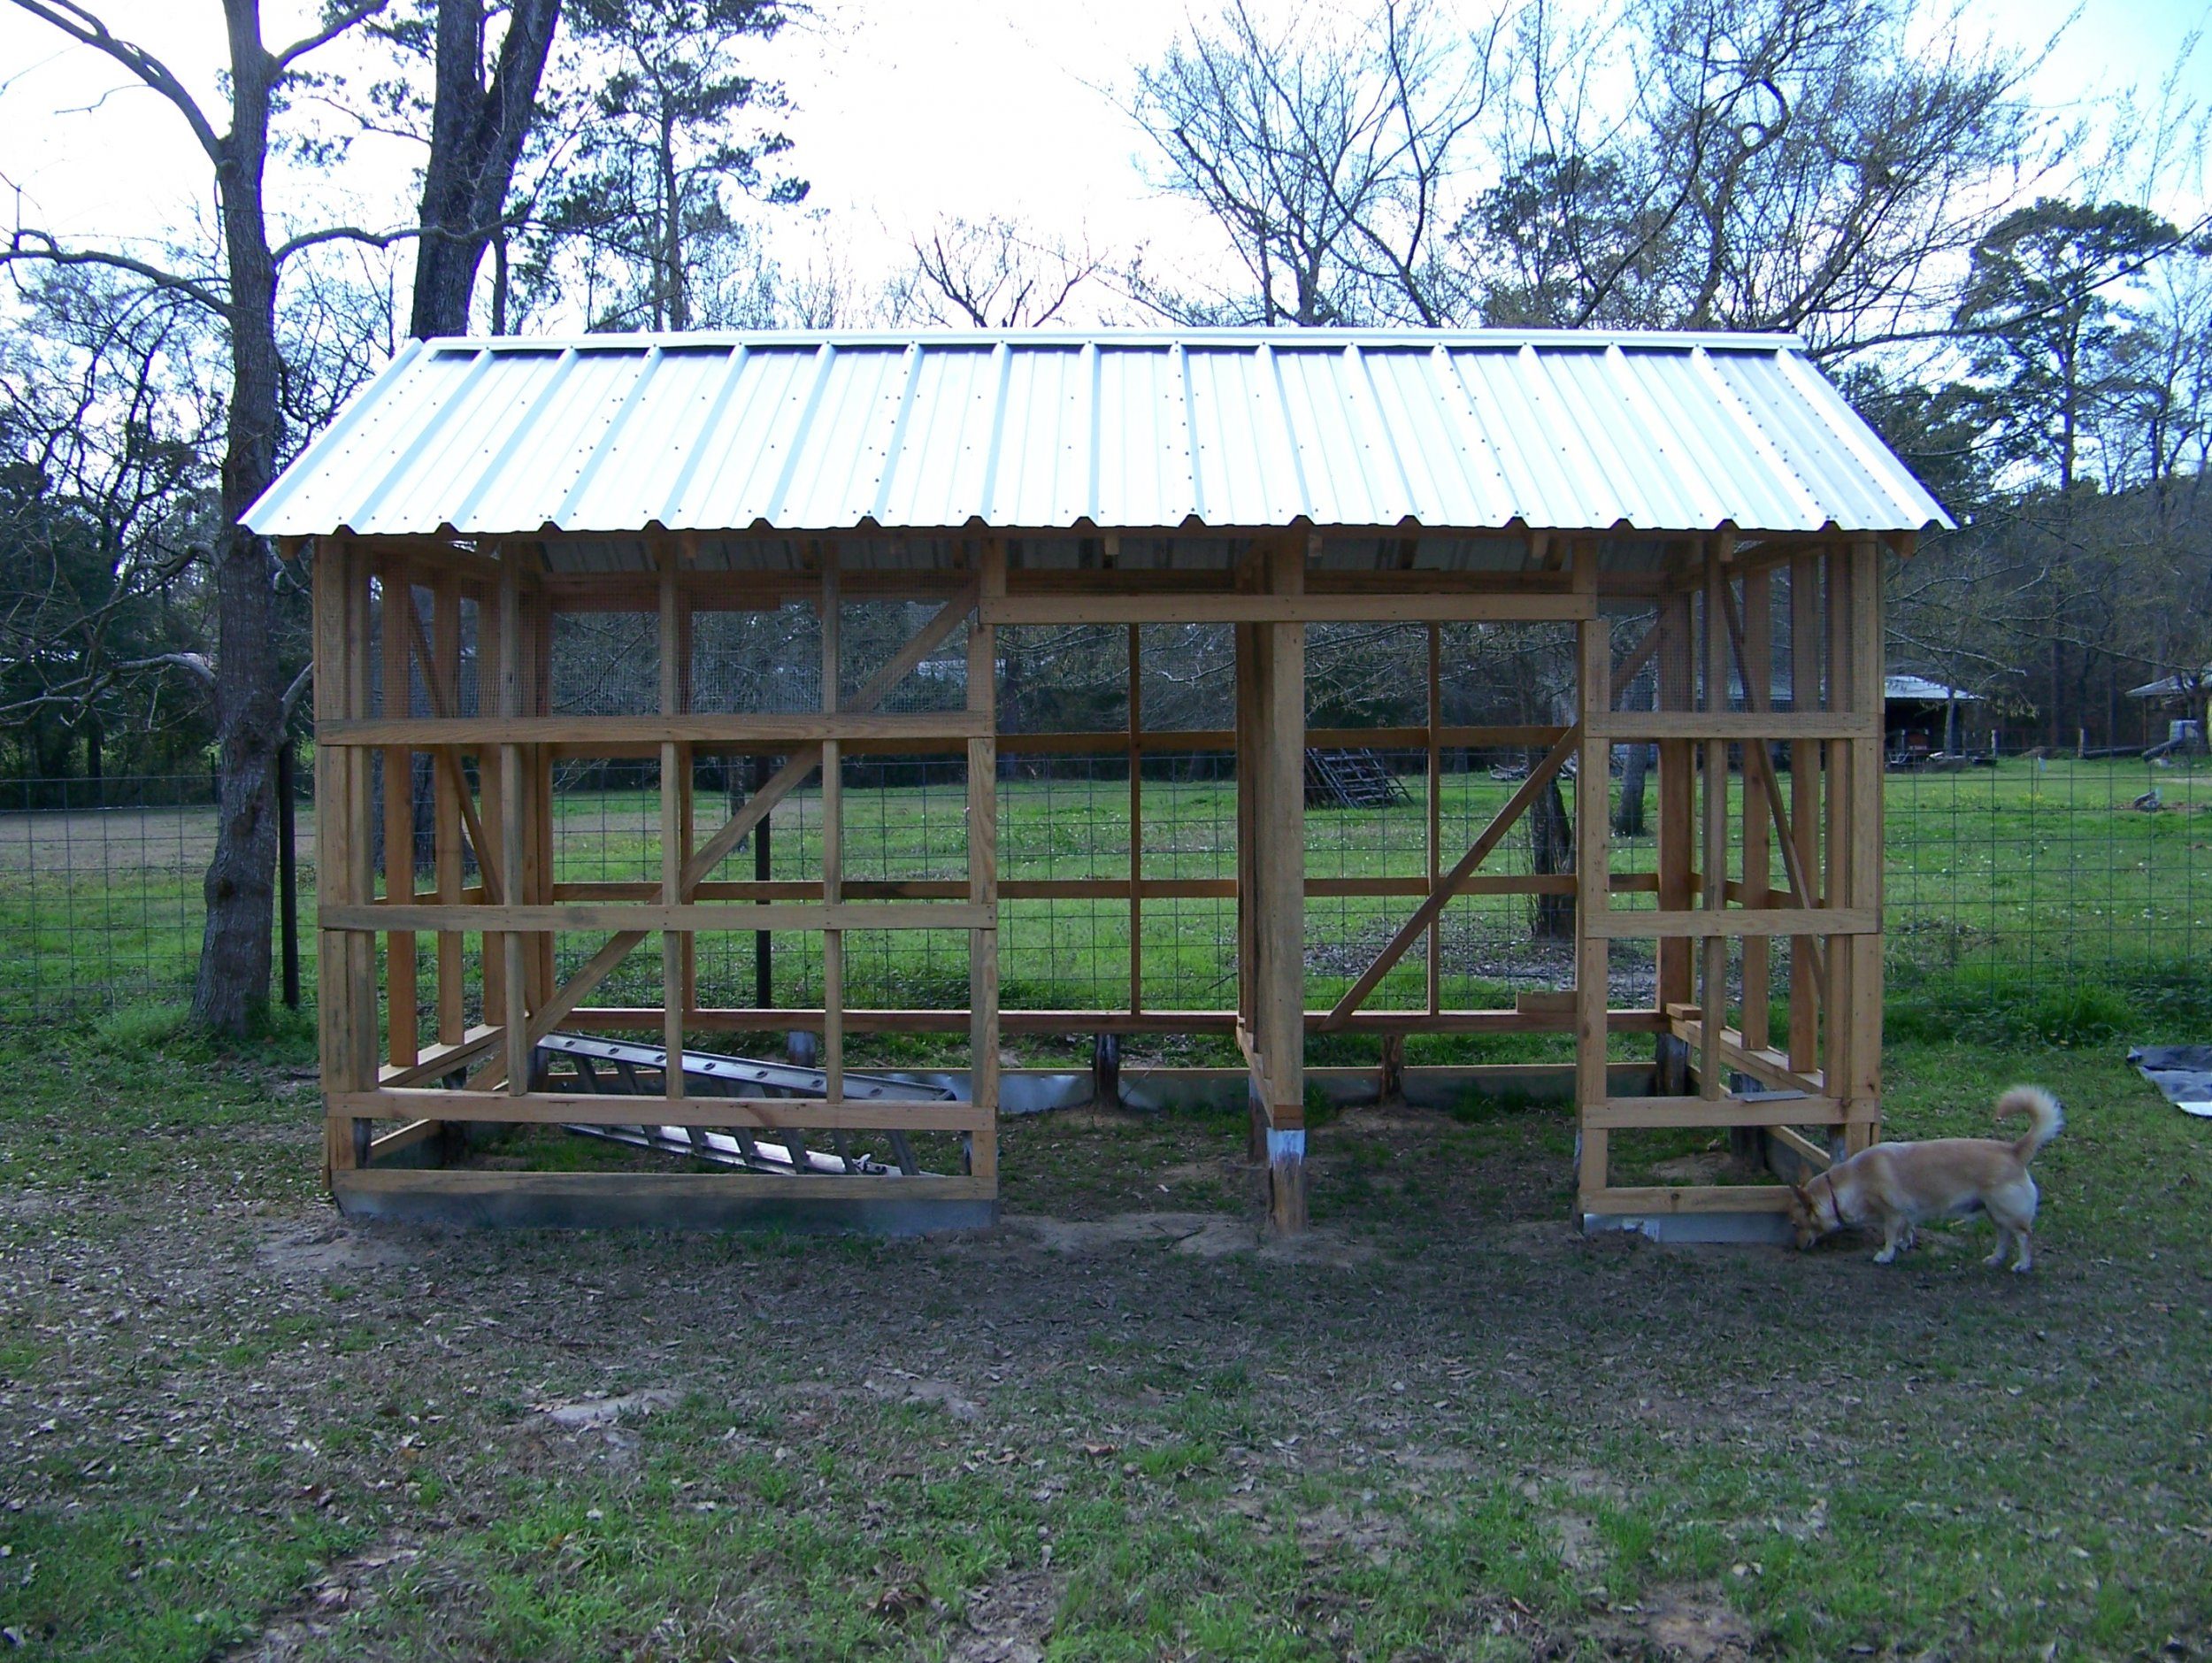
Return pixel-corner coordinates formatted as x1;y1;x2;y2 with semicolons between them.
247;327;1951;541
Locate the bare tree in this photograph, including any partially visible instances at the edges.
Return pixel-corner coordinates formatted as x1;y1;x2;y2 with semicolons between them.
1473;0;2045;353
895;216;1104;328
1129;0;1501;327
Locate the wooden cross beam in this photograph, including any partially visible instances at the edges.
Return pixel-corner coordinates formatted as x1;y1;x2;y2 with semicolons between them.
1717;580;1827;1006
399;591;503;903
1321;724;1582;1028
475;574;984;1081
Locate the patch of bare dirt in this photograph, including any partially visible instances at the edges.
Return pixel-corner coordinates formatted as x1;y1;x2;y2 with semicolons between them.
1007;1209;1372;1266
948;1571;1061;1663
255;1221;414;1281
1634;1585;1758;1661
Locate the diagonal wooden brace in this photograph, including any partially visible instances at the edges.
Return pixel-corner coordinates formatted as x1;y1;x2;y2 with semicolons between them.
474;575;986;1084
400;592;503;903
1322;724;1582;1028
1718;581;1826;1006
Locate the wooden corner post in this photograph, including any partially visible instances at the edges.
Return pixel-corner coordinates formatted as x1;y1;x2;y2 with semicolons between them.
1240;535;1307;1231
1573;540;1611;1214
968;540;1002;1185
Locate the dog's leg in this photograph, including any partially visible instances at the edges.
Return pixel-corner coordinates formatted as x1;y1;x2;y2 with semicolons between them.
2011;1225;2033;1273
1983;1223;2013;1269
1873;1214;1908;1264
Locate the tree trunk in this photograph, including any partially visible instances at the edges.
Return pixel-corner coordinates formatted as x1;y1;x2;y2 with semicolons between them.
1528;767;1575;941
191;0;286;1035
1614;741;1647;835
410;0;564;338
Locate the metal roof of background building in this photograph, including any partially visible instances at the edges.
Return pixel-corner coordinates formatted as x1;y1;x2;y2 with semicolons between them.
245;327;1951;541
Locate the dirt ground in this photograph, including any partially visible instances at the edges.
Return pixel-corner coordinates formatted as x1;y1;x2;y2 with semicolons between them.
2;1042;2209;1660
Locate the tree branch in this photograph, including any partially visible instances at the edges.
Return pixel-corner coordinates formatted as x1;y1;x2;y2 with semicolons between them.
275;0;388;70
2;0;223;164
280;659;315;720
2;229;228;315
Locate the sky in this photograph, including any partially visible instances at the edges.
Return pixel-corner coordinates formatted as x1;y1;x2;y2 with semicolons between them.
0;0;2207;330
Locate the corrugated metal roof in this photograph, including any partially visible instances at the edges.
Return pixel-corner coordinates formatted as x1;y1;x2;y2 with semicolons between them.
245;327;1950;539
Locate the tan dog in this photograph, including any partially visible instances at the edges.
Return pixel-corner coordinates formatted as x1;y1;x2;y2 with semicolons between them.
1789;1086;2062;1271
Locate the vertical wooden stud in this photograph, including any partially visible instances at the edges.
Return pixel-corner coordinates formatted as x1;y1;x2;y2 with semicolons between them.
1259;535;1307;1232
819;556;842;1107
380;563;418;1070
499;556;529;1097
1700;542;1730;1099
1573;541;1611;1214
1824;541;1857;1145
1847;535;1886;1153
1127;623;1142;1017
433;578;464;1045
1787;551;1821;1074
660;553;686;1102
1426;621;1442;1016
1740;566;1771;1052
1655;581;1695;1020
967;540;1002;1183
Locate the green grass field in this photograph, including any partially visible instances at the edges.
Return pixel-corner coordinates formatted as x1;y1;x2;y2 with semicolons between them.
0;1011;2208;1659
0;756;2208;1658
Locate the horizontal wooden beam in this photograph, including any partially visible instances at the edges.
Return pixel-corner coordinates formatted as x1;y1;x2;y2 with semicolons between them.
323;902;993;933
323;712;990;748
564;1005;1672;1036
1583;1095;1844;1128
1586;712;1878;740
1579;1184;1797;1213
1583;906;1877;939
334;1167;995;1202
996;723;1565;755
982;592;1594;626
336;1089;988;1131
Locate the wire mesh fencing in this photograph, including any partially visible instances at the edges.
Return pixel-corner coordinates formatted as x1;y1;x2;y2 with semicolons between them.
0;769;315;1024
0;743;2205;1034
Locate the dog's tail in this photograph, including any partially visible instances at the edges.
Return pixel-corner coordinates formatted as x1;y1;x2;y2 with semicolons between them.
1999;1085;2063;1163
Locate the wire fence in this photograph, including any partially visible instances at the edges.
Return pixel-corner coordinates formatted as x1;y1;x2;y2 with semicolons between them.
0;747;2204;1035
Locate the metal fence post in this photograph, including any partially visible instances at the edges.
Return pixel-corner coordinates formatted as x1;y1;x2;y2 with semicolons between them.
278;741;300;1009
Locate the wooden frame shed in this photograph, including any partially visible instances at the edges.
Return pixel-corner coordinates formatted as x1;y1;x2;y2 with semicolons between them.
247;327;1947;1235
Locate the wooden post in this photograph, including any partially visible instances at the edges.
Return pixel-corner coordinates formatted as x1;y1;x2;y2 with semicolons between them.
1127;623;1143;1017
1426;621;1442;1015
1573;541;1610;1214
968;541;1002;1183
1787;551;1820;1074
660;552;686;1102
1701;543;1730;1101
528;579;556;1007
499;557;529;1097
1255;535;1307;1230
315;537;366;1177
1824;542;1857;1148
433;578;464;1046
1740;566;1771;1053
1234;545;1263;1166
820;556;843;1107
380;563;418;1070
1655;579;1694;1097
1846;535;1885;1154
478;574;507;1035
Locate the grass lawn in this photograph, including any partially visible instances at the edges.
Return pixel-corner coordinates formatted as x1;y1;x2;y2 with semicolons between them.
2;1010;2208;1660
